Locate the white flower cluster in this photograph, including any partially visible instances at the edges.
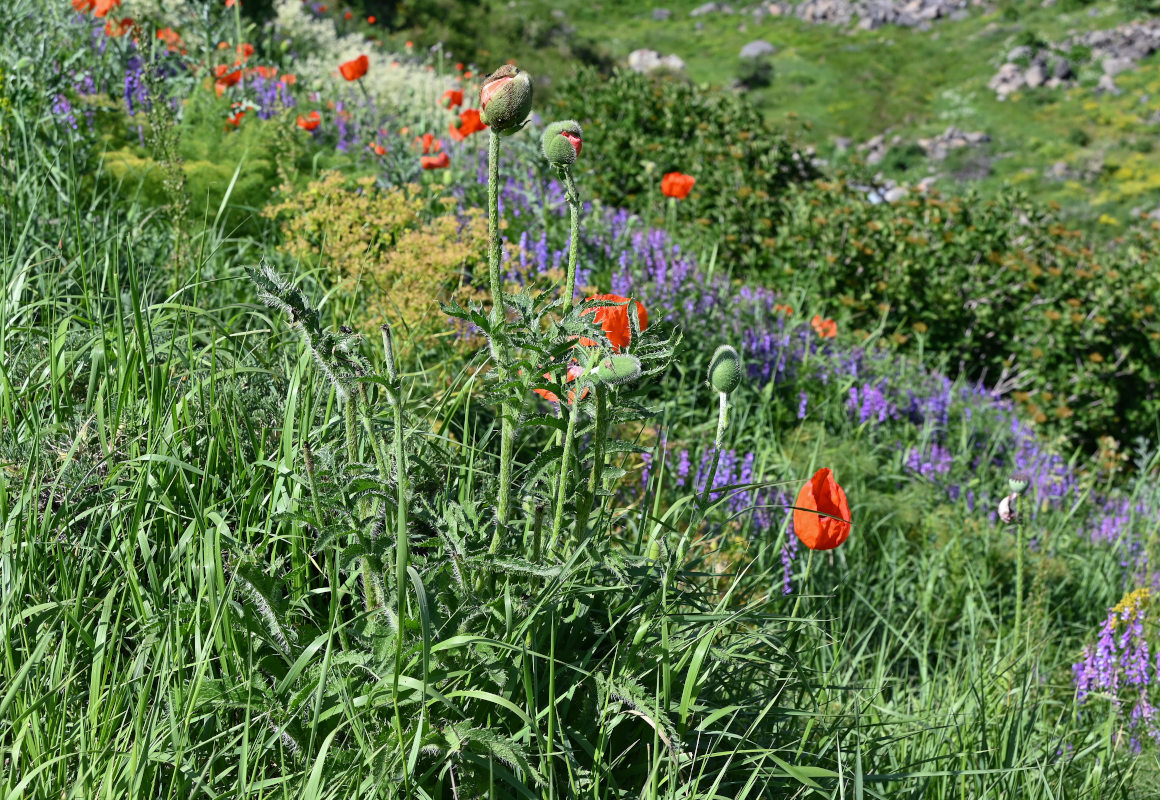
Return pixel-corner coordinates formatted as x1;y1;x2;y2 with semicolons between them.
271;0;447;111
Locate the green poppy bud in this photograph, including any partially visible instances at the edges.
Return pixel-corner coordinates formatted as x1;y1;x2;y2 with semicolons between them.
591;354;641;386
479;64;533;136
1008;473;1030;496
708;345;742;395
542;120;582;167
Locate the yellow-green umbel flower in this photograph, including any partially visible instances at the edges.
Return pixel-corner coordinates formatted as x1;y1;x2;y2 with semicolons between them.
542;120;582;167
479;64;533;136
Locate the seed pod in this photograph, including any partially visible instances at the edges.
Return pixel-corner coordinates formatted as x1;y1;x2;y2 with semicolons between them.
1008;472;1030;496
708;345;742;395
479;64;533;136
542;120;582;167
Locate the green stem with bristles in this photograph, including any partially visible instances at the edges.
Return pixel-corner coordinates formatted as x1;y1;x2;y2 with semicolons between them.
487;129;515;555
562;168;580;316
1014;494;1024;649
549;390;582;555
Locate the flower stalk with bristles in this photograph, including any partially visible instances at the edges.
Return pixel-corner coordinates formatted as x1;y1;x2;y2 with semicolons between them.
479;64;533;546
542;120;583;314
700;345;742;510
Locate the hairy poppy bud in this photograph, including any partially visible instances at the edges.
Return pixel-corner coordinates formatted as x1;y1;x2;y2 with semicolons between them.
479;64;533;136
708;345;742;395
1008;473;1030;496
542;120;582;167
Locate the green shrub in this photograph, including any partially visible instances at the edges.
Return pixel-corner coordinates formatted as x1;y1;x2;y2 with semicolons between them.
766;180;1160;449
552;67;817;272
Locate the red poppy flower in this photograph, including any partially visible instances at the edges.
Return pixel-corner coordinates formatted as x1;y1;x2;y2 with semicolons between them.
774;303;793;316
370;143;387;156
792;468;851;551
442;89;464;109
455;62;465;72
464;70;473;79
103;16;134;37
237;42;254;60
344;10;352;19
405;40;413;48
226;109;246;127
281;73;297;85
368;15;377;24
810;315;837;339
579;294;648;351
339;54;369;81
76;0;121;17
421;152;450;170
156;27;183;51
413;133;442;154
532;363;589;404
225;0;238;6
661;171;695;200
297;111;321;131
448;108;487;141
480;74;512;115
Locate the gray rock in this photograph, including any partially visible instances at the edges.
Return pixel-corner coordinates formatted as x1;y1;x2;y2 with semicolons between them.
690;2;720;16
1024;63;1047;88
740;39;777;58
1007;45;1032;62
1052;58;1072;80
628;49;685;74
884;186;909;203
1097;74;1121;95
1103;57;1133;76
652;7;672;20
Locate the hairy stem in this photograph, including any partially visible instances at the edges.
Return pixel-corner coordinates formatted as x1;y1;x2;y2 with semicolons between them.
562;168;580;316
574;384;606;542
549;391;582;554
486;129;515;552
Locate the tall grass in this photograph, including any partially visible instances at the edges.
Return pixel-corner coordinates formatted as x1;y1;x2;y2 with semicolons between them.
1;1;1157;797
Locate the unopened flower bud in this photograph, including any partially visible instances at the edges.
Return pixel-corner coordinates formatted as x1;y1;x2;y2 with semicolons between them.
542;120;582;167
708;345;742;395
998;493;1018;524
1008;472;1030;496
479;64;533;136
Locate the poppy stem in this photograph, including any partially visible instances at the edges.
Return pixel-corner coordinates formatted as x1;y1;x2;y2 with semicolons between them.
381;326;412;793
549;390;582;555
789;549;815;620
1014;495;1024;647
562;167;580;316
698;392;729;512
485;129;515;550
574;384;606;541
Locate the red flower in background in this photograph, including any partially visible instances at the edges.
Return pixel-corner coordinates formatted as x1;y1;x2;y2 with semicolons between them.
226;0;238;6
448;108;486;141
810;315;837;339
339;54;369;81
579;294;648;351
226;108;246;127
237;42;254;60
661;171;695;200
297;111;321;131
74;0;121;17
370;143;387;156
792;468;851;551
103;16;134;37
156;28;184;52
442;89;464;109
414;133;441;154
368;15;377;24
421;152;450;169
532;363;589;404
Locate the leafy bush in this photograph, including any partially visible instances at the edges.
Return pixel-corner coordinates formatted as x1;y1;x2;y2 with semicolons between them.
552;67;817;272
765;179;1160;449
